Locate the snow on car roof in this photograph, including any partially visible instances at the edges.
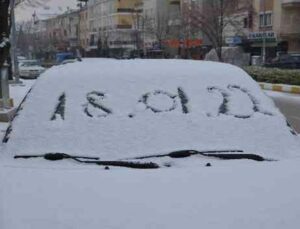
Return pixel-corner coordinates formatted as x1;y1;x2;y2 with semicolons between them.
2;59;299;160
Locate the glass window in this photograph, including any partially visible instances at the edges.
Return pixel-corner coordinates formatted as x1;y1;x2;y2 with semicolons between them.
259;12;272;27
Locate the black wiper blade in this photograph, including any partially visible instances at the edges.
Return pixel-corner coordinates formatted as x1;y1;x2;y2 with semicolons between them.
129;150;268;162
84;160;159;169
14;153;159;169
14;153;99;162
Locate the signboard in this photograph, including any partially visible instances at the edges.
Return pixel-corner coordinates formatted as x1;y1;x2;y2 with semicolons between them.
164;39;203;48
248;31;277;43
225;36;242;46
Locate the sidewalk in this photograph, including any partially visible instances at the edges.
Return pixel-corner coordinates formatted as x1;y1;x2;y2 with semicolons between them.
0;80;35;139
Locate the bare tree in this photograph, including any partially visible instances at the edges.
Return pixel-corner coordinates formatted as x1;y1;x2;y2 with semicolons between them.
142;8;171;55
183;0;254;61
0;0;49;67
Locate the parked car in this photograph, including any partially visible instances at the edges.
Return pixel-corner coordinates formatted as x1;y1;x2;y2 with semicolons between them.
264;53;300;69
19;60;46;79
56;52;76;64
1;59;299;229
59;59;78;65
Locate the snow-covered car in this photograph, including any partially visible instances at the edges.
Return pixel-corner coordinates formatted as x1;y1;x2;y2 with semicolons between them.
1;59;300;229
19;60;45;79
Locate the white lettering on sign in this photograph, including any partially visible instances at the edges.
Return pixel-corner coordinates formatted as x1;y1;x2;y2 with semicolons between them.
248;31;276;40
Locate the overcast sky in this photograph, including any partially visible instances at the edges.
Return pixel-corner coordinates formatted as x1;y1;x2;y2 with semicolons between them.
15;0;78;22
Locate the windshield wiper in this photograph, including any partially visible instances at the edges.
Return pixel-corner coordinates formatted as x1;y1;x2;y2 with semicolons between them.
128;150;268;162
14;153;159;169
14;153;99;162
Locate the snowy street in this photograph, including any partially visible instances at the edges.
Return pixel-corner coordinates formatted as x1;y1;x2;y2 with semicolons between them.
266;91;300;133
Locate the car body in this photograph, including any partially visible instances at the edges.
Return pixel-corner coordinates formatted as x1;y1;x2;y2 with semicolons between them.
59;58;78;65
19;60;46;79
56;52;76;64
0;59;299;229
264;53;300;69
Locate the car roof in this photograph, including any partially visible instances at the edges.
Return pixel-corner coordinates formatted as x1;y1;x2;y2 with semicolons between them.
2;59;299;160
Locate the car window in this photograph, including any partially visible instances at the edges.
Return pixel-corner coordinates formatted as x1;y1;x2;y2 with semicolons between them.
21;61;39;67
291;56;300;61
279;55;290;62
3;60;299;162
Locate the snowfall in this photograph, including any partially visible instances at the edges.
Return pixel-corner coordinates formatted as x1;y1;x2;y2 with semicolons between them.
0;59;300;229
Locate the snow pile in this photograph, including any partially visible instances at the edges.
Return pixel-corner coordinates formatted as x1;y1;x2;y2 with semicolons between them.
1;59;299;160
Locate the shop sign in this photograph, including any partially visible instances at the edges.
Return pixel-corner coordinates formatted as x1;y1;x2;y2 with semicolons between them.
248;31;277;43
225;36;242;45
163;39;203;48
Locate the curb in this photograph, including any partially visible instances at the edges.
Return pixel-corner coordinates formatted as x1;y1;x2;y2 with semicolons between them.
259;83;300;94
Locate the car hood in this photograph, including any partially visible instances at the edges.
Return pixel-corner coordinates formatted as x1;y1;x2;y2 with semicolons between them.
1;159;300;229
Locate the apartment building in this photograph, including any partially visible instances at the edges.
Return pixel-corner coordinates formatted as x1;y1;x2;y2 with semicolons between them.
276;0;300;52
143;0;189;57
142;0;171;48
87;0;143;56
45;9;80;52
224;0;300;60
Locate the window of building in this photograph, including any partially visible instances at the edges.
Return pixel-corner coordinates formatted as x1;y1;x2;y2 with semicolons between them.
259;11;272;27
243;17;248;28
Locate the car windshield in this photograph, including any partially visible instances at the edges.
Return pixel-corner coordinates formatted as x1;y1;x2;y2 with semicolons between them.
21;61;39;67
291;56;300;61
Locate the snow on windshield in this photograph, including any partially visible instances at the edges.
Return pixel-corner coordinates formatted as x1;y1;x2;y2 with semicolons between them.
2;59;299;160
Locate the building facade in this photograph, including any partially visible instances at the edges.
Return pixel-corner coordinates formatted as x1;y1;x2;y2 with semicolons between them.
87;0;143;56
45;9;80;52
33;0;300;60
224;0;300;61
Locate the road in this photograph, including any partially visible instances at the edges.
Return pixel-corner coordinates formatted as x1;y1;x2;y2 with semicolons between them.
266;91;300;133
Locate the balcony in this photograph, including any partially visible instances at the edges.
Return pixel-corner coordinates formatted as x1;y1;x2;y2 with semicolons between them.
282;0;300;7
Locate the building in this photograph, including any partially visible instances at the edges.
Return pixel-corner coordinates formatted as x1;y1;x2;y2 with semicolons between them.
143;0;192;57
87;0;143;57
224;0;300;61
45;9;80;53
142;0;170;53
280;0;300;53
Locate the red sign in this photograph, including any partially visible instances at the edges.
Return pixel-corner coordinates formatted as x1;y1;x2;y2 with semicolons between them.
164;39;202;48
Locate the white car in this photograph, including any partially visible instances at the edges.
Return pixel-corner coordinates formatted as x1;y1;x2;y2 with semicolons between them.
0;59;300;229
19;60;45;79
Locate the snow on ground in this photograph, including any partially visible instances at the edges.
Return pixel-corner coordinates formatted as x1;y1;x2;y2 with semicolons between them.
1;59;299;161
0;80;35;139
